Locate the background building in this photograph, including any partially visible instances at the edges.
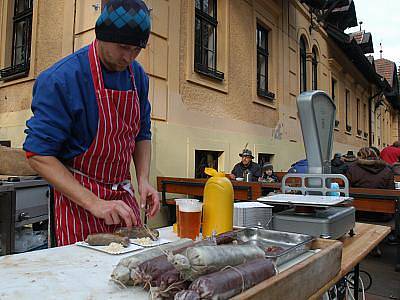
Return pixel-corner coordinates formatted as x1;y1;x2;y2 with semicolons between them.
0;1;399;202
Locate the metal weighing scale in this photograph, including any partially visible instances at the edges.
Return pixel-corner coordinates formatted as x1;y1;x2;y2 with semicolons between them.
258;91;355;239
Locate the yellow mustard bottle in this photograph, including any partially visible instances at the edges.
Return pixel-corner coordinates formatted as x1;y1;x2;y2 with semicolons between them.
202;168;234;237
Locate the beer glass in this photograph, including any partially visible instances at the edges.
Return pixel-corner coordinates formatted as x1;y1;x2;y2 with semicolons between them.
175;199;199;237
179;201;203;240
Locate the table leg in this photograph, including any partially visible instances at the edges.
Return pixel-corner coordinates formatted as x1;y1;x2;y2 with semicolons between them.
168;204;176;226
161;183;166;205
396;199;400;272
353;264;360;300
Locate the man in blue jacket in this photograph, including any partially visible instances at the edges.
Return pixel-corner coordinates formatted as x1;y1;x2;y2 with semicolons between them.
288;159;308;173
23;0;160;246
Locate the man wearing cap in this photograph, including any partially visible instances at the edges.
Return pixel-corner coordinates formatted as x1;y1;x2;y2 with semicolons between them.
330;153;348;175
229;149;261;181
23;0;160;246
259;163;278;183
343;150;358;169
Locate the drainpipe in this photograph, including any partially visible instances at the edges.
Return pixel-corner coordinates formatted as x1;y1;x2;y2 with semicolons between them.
368;90;383;147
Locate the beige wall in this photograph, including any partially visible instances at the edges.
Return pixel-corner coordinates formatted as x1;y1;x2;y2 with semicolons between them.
371;98;397;148
0;0;66;146
0;0;398;171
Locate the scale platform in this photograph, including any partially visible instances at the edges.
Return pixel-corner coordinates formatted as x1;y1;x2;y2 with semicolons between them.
272;206;355;239
258;174;356;239
258;194;352;208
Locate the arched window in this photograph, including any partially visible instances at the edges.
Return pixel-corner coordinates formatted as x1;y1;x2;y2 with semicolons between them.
300;36;307;93
312;47;318;90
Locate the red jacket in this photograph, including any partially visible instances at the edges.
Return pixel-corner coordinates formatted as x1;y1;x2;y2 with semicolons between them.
380;146;400;165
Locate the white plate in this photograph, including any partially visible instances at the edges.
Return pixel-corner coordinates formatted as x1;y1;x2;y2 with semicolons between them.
75;241;144;255
129;238;171;248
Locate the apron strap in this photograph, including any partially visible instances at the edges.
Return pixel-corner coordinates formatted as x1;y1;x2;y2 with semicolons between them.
88;40;104;90
128;64;137;91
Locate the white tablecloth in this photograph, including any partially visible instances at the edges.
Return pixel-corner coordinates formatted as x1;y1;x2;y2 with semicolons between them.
0;227;178;300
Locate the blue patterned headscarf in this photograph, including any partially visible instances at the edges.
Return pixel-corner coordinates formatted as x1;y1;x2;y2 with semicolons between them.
95;0;151;48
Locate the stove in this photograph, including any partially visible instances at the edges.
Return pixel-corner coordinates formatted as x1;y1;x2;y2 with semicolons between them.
0;176;49;255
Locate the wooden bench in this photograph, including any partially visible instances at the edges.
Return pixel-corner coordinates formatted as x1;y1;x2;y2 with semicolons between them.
349;187;400;271
275;171;346;186
156;176;280;224
276;173;400;272
156;176;400;271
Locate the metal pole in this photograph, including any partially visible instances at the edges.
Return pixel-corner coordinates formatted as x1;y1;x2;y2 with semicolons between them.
353;264;360;300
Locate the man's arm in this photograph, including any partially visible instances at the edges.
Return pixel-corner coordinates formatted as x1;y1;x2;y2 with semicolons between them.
28;155;138;227
133;140;160;217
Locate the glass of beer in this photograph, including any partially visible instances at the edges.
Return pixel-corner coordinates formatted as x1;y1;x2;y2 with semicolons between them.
175;199;199;237
179;201;203;240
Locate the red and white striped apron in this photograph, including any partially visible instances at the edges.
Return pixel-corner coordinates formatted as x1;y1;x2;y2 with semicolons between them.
54;40;142;246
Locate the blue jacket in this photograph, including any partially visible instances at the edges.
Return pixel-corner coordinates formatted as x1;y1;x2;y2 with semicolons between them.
23;45;151;161
288;159;308;173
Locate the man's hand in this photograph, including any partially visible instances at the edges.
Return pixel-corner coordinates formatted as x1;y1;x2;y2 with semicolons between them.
229;173;236;180
138;181;160;217
88;199;138;228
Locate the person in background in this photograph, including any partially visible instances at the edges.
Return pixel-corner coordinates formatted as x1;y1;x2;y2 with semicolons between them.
230;149;261;181
380;141;400;165
196;154;217;178
288;159;308;173
259;163;279;183
346;147;394;189
342;150;358;169
342;150;358;168
370;146;381;158
330;153;348;175
348;147;398;250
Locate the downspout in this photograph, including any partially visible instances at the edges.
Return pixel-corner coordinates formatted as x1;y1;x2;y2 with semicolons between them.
368;90;383;147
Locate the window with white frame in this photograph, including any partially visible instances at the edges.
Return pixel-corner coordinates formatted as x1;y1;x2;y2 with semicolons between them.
194;0;224;81
356;98;361;135
345;89;351;132
363;103;368;137
331;77;339;128
299;36;307;93
256;23;274;100
0;0;33;81
312;47;318;90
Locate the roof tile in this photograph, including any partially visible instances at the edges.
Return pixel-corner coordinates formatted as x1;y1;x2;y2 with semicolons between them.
375;58;396;87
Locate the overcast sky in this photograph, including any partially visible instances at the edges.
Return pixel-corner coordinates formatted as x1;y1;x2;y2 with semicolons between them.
345;0;400;66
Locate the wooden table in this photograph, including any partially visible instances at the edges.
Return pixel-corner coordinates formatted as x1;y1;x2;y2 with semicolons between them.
310;223;391;299
0;224;389;300
157;177;400;270
157;176;280;202
349;187;400;272
157;176;280;224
